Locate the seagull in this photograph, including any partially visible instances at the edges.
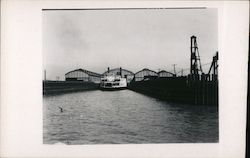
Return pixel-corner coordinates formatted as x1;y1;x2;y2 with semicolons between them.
58;106;63;113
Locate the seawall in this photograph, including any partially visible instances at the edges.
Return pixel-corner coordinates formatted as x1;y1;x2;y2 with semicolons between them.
128;76;218;106
43;81;99;95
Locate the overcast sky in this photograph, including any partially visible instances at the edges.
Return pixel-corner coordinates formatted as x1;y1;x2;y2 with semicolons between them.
43;8;218;80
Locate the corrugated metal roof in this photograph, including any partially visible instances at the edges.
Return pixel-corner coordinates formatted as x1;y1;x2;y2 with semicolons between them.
135;68;158;75
157;70;174;75
65;69;101;77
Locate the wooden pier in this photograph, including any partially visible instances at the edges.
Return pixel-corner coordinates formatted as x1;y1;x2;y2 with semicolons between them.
129;36;218;106
129;75;218;106
43;36;218;106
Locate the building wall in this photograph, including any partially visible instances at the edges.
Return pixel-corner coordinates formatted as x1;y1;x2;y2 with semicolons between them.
134;69;158;82
158;71;174;77
89;75;101;83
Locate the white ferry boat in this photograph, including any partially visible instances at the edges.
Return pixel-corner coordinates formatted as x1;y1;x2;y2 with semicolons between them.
100;74;127;90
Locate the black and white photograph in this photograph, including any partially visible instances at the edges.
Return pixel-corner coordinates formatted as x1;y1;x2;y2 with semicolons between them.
43;8;219;144
1;0;249;157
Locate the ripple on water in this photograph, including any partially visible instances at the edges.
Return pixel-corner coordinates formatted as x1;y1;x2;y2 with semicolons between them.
43;90;218;144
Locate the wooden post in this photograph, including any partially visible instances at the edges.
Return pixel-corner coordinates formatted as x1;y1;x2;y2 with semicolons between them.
201;73;205;105
44;70;46;81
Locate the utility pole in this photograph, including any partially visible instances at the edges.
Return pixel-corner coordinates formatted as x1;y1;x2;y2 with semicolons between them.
172;64;176;75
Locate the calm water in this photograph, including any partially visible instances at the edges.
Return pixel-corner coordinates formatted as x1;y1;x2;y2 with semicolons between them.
43;89;218;144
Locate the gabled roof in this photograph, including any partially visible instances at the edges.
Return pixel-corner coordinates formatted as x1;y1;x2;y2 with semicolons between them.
102;68;134;75
158;70;174;75
65;69;101;77
135;68;158;75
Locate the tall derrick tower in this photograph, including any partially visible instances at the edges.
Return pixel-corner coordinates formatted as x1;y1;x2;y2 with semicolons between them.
208;51;218;81
190;36;203;75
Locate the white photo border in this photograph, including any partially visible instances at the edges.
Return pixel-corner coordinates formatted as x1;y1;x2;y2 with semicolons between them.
0;1;249;158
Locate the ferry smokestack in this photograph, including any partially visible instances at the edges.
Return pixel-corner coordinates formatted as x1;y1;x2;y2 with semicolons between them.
108;67;110;73
120;67;122;76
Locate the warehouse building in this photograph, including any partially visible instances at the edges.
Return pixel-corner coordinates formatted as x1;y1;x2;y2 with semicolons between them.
65;69;101;83
158;70;174;78
134;68;158;82
102;67;134;83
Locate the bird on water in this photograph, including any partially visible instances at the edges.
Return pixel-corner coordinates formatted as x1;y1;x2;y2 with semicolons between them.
58;106;63;113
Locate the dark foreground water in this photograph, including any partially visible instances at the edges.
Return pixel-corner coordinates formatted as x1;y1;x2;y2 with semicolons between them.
43;89;218;144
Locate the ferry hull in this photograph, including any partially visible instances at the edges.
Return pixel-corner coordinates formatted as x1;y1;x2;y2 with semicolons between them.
99;86;127;91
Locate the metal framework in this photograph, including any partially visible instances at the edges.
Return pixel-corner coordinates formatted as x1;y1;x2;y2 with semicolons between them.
190;36;203;75
208;51;218;76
